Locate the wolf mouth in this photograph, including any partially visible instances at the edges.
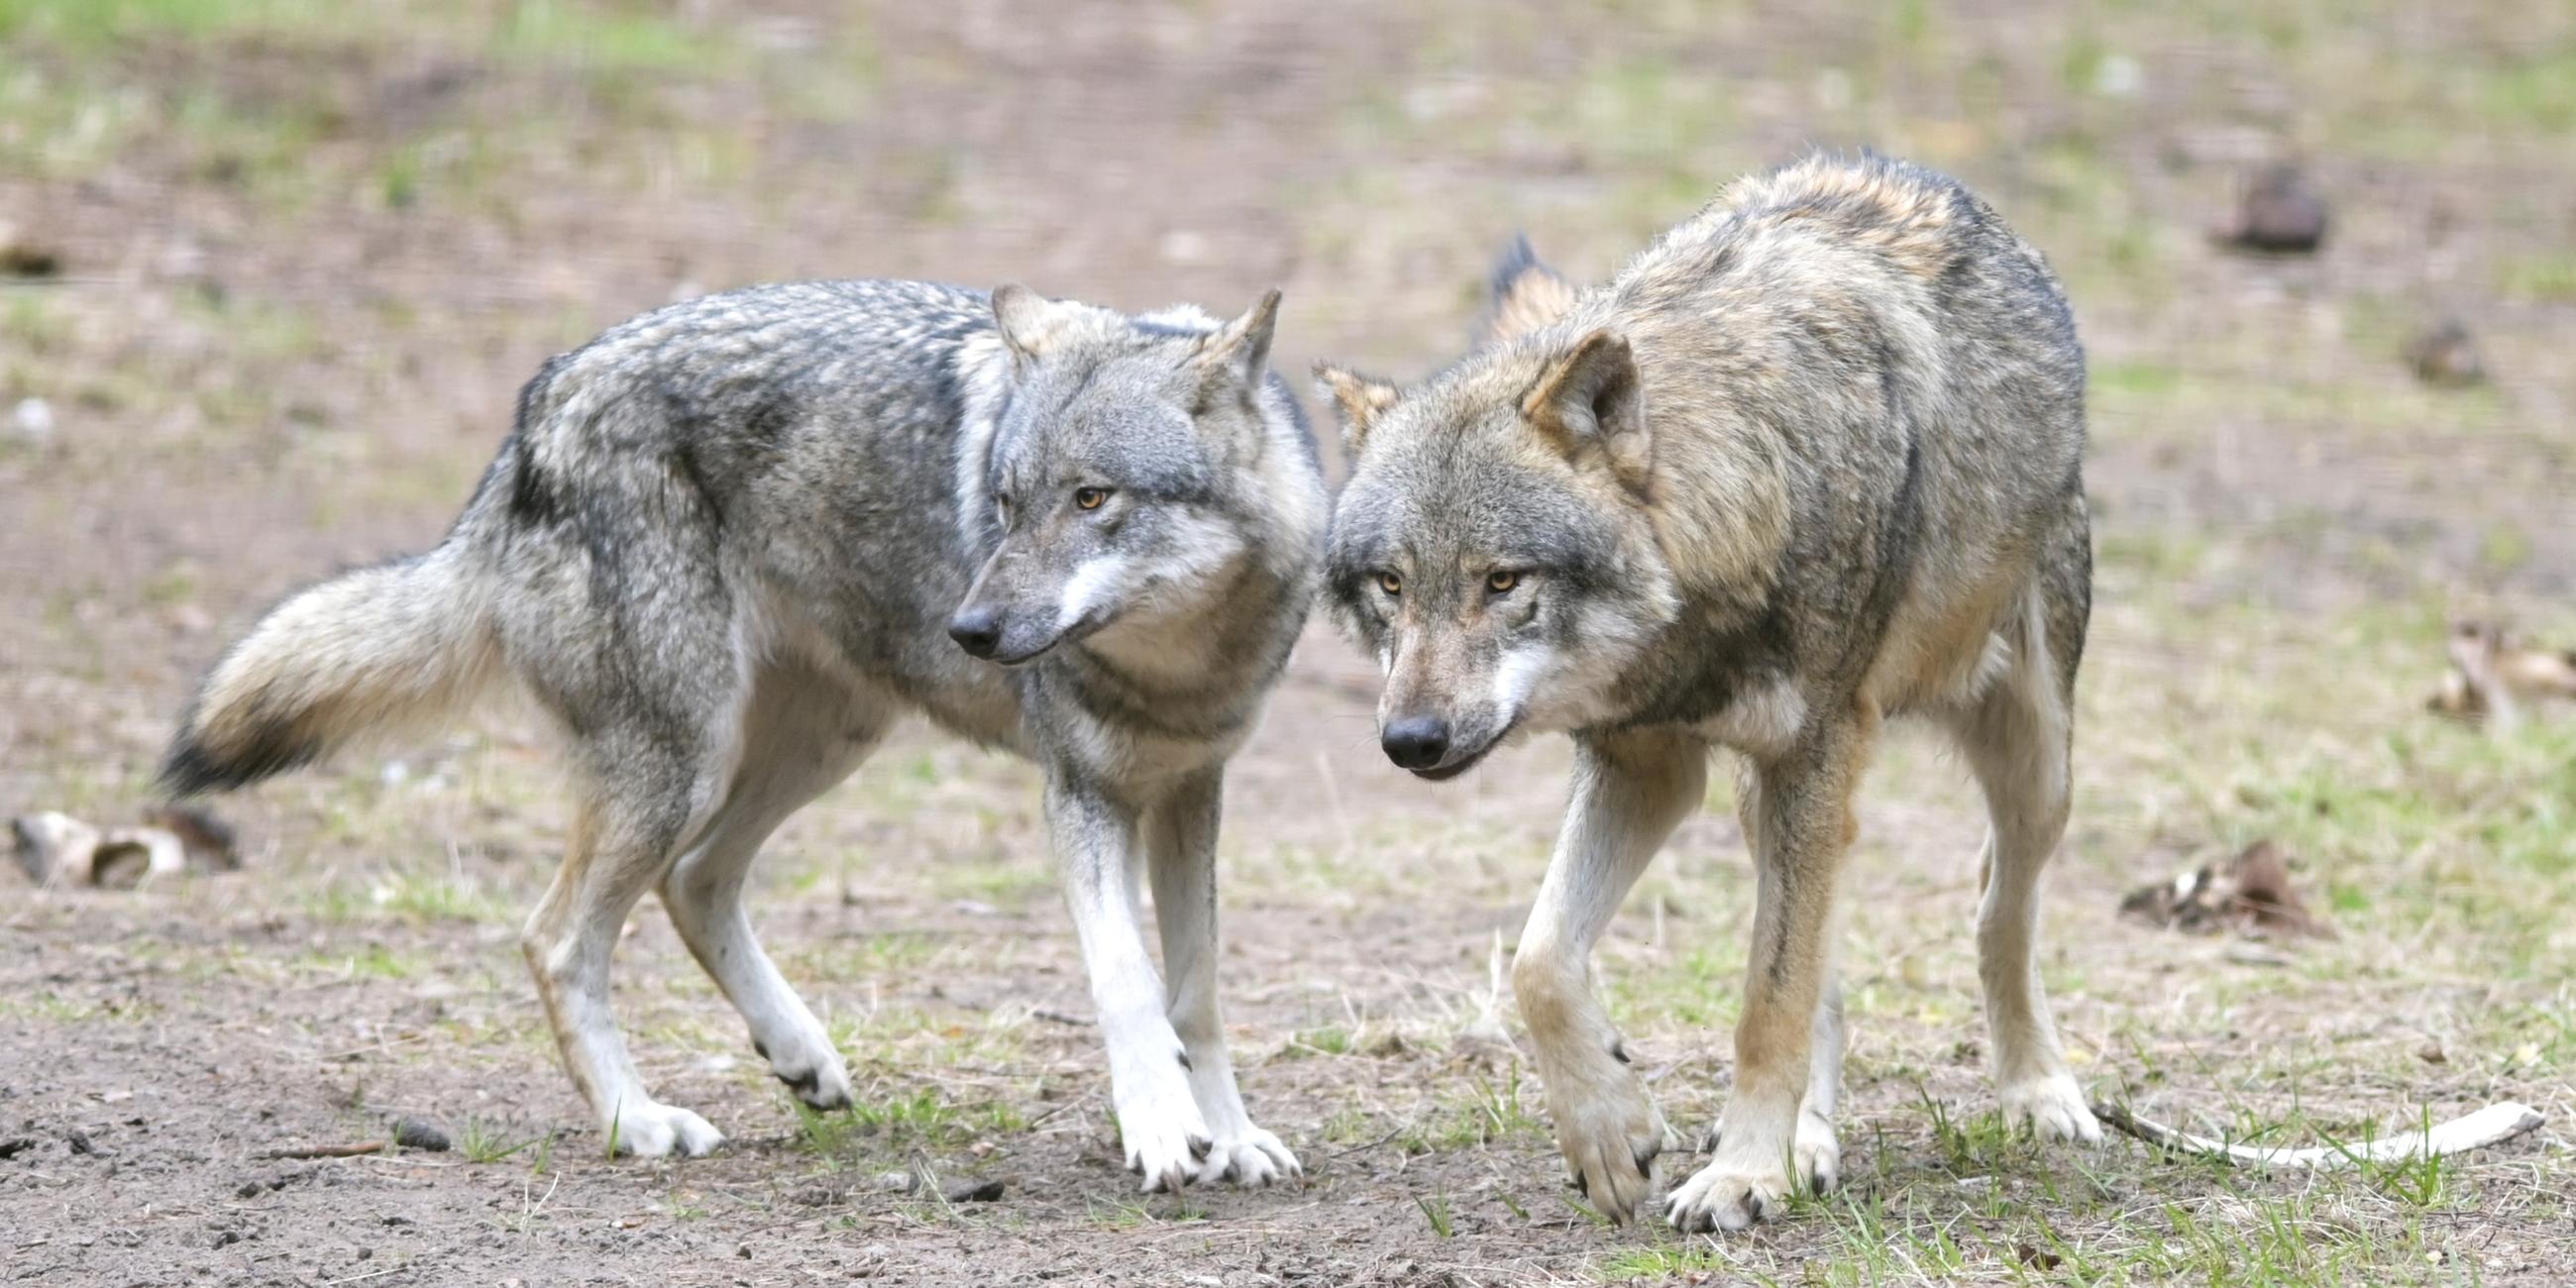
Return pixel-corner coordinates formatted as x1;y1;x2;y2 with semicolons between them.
989;607;1120;667
1404;721;1514;782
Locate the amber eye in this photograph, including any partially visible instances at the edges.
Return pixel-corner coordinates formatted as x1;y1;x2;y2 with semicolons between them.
1375;571;1402;596
1074;486;1110;510
1487;570;1521;594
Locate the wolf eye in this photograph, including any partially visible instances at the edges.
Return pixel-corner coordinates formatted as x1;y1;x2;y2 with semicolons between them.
1486;570;1521;594
1375;572;1402;596
1074;486;1111;510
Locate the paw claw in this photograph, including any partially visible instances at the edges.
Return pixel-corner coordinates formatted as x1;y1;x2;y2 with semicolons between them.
1664;1160;1787;1234
1117;1085;1214;1195
1796;1108;1841;1197
1548;1075;1664;1223
758;1026;854;1112
1192;1127;1300;1189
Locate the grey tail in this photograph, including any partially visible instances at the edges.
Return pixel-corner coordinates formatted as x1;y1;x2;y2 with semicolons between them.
159;544;498;797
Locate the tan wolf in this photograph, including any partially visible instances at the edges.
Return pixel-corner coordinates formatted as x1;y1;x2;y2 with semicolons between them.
1316;153;2097;1231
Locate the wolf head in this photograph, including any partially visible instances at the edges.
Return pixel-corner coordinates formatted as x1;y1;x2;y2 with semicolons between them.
948;284;1305;667
1317;327;1682;779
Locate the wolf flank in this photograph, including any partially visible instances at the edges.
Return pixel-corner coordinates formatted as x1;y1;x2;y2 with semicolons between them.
1318;153;2096;1231
164;278;1325;1192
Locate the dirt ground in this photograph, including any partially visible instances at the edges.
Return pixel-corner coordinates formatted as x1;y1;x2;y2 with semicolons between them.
4;2;2573;1285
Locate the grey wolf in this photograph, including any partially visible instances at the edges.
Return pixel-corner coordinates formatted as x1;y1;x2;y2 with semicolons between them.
162;278;1324;1191
1315;154;2098;1231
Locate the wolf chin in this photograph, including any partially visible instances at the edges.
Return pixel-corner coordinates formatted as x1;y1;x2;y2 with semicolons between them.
1318;153;2098;1231
163;278;1324;1191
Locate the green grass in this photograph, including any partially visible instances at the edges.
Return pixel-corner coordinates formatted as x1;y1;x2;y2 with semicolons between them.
2496;252;2576;304
1415;1192;1457;1238
0;0;347;46
302;869;517;926
457;1118;541;1165
1398;1069;1546;1153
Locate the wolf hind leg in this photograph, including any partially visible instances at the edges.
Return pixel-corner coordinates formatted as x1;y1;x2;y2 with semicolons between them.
522;736;735;1158
661;664;888;1113
1944;583;2099;1145
507;516;748;1158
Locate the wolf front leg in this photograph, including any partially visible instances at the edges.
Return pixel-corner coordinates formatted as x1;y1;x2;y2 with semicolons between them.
1512;729;1706;1223
1666;713;1871;1233
1046;773;1211;1192
1145;767;1301;1187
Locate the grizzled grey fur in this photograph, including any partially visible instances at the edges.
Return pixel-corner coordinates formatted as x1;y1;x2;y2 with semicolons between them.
164;278;1323;1189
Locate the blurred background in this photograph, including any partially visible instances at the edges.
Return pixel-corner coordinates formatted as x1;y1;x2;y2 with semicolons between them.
2;2;2571;1282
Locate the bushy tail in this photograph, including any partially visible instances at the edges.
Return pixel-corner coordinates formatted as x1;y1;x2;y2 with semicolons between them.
160;544;499;797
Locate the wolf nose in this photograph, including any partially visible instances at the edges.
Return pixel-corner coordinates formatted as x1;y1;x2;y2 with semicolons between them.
948;607;1003;659
1381;716;1451;770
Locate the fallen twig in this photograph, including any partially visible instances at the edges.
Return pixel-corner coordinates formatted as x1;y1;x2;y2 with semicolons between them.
2093;1100;2542;1170
253;1141;389;1160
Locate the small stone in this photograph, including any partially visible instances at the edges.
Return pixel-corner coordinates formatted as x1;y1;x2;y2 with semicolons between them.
871;1169;916;1194
392;1118;450;1151
0;222;61;277
2219;164;2328;253
2407;319;2484;386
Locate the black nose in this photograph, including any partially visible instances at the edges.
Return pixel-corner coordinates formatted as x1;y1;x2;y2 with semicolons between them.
1381;715;1451;770
948;606;1002;659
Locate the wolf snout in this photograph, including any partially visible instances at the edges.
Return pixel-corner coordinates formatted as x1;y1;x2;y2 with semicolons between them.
1380;715;1451;771
947;605;1004;659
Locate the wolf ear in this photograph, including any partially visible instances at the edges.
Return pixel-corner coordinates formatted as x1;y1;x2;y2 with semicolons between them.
991;283;1083;364
1521;328;1650;494
1475;233;1578;349
1313;363;1401;456
1195;288;1282;390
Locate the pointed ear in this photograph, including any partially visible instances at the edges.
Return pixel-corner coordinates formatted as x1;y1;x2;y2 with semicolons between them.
1521;328;1650;494
990;283;1082;363
1313;362;1401;456
1195;288;1282;388
1475;233;1578;349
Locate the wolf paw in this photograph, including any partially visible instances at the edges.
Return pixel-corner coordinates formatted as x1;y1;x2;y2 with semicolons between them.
609;1102;724;1158
2000;1072;2101;1144
1119;1094;1214;1194
1193;1125;1301;1188
1551;1076;1667;1223
760;1029;853;1112
1664;1157;1791;1234
1795;1107;1842;1195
